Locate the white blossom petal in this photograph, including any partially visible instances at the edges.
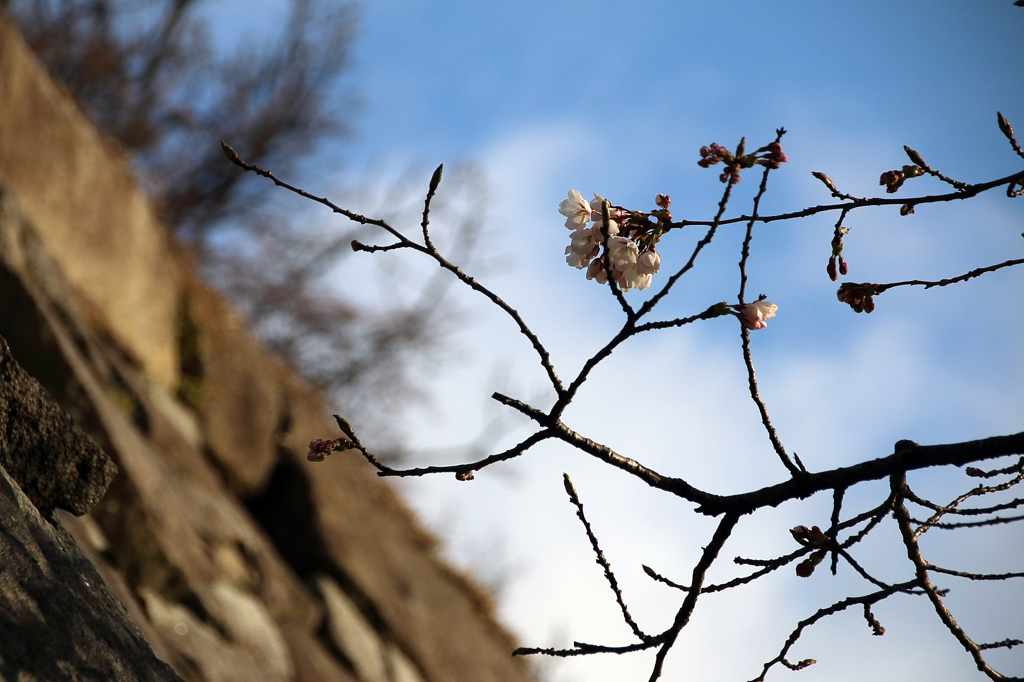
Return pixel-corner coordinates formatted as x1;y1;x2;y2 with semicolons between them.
637;250;660;275
558;189;592;230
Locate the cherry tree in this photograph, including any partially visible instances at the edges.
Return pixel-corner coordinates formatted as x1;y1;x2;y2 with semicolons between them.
223;98;1024;682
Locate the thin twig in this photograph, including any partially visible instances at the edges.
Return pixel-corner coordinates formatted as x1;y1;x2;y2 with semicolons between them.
222;141;423;249
737;128;786;304
830;487;846;574
648;513;740;681
362;429;554;478
740;325;801;476
906;146;970;192
635;179;735;320
733;133;802;477
513;640;658;658
876;257;1024;293
563;474;652;642
911;513;1024;531
749;581;919;682
892;473;1019;682
924;564;1024;581
224;144;568;397
667;169;1024;230
420;163;443;251
912;467;1024;538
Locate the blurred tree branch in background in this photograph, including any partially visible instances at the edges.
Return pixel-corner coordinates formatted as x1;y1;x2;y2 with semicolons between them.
3;0;480;439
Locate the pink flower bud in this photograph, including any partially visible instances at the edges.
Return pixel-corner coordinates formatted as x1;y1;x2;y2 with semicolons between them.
637;250;661;275
655;194;671;209
738;300;778;330
586;258;608;284
306;439;333;462
879;169;905;193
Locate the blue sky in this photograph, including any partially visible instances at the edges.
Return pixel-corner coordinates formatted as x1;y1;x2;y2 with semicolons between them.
208;2;1024;680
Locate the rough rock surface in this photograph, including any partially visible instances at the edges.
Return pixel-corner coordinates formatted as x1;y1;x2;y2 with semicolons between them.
0;339;181;681
0;336;116;515
0;12;535;682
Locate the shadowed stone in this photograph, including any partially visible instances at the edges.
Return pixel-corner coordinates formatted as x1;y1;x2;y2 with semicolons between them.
0;334;117;515
0;463;182;681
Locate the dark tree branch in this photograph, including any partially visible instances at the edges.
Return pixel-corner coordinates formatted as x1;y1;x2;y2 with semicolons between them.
695;432;1024;516
648;513;739;681
876;257;1024;293
740;325;801;477
892;473;1022;682
225;148;568;397
563;474;652;642
750;581;919;682
668;169;1024;231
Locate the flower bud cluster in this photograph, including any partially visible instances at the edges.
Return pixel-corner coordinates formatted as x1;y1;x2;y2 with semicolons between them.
697;139;787;185
879;165;924;193
558;190;666;291
826;255;849;281
306;438;350;462
827;225;851;282
836;282;879;313
791;525;831;578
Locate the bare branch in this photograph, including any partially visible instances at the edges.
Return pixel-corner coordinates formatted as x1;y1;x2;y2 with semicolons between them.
740;325;801;476
892;473;1021;681
696;433;1024;516
648;513;739;681
668;169;1024;231
563;474;652;642
876;257;1024;294
750;581;918;682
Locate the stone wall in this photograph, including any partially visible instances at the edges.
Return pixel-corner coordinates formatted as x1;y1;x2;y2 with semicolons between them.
0;15;533;682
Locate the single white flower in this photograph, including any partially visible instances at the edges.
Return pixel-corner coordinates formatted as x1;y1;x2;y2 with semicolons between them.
617;264;652;291
592;218;619;238
631;271;653;291
586;258;608;284
607;236;639;270
589;193;621;221
558;190;592;230
637;250;660;275
565;228;601;268
739;300;778;330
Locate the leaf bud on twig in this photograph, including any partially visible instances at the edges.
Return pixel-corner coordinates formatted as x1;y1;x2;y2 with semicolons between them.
997;111;1014;140
903;145;926;168
563;472;577;498
812;171;838;194
334;414;356;441
220;140;242;166
429;163;444;194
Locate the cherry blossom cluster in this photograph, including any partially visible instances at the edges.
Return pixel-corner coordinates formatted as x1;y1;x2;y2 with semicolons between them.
558;190;668;291
697;138;787;185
